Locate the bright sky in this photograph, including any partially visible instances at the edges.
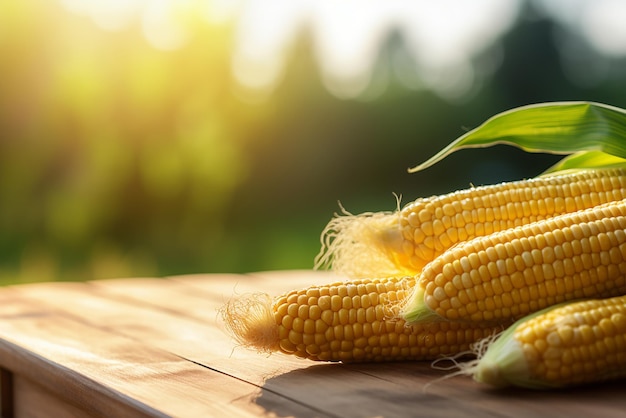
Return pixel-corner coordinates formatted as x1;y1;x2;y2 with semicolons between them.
60;0;626;101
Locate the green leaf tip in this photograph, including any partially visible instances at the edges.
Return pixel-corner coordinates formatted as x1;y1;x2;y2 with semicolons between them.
409;101;626;174
541;150;626;175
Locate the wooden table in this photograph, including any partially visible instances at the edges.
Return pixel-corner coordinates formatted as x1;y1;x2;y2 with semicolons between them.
0;270;624;418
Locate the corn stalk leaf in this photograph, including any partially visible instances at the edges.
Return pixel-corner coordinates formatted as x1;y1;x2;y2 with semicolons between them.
409;101;626;173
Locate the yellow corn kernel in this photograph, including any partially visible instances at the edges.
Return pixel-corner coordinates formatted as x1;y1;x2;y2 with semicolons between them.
315;169;626;278
463;294;626;389
402;199;626;324
220;276;500;362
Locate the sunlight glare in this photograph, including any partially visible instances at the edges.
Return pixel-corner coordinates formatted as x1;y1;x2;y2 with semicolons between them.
537;0;626;57
581;0;626;57
232;0;305;101
204;0;244;24
399;1;517;69
232;0;520;100
61;0;522;100
61;0;145;32
311;1;391;99
141;0;190;50
61;0;205;50
396;0;518;100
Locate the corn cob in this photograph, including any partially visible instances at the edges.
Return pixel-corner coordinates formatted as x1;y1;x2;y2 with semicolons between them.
401;199;626;325
220;276;500;362
459;294;626;389
316;169;626;278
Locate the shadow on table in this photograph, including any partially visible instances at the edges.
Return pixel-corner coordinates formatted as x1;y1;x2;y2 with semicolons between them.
254;361;626;418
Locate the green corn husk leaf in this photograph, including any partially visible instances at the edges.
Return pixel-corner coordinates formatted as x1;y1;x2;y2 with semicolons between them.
541;150;626;176
409;101;626;174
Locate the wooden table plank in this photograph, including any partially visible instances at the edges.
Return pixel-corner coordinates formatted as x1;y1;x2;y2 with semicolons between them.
90;270;342;322
4;279;326;384
0;285;320;418
0;271;625;418
169;269;344;301
3;281;300;381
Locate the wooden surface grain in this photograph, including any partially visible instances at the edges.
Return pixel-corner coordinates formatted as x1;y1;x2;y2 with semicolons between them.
0;270;624;418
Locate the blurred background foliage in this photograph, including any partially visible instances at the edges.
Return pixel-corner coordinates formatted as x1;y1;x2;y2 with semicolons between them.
2;0;626;283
